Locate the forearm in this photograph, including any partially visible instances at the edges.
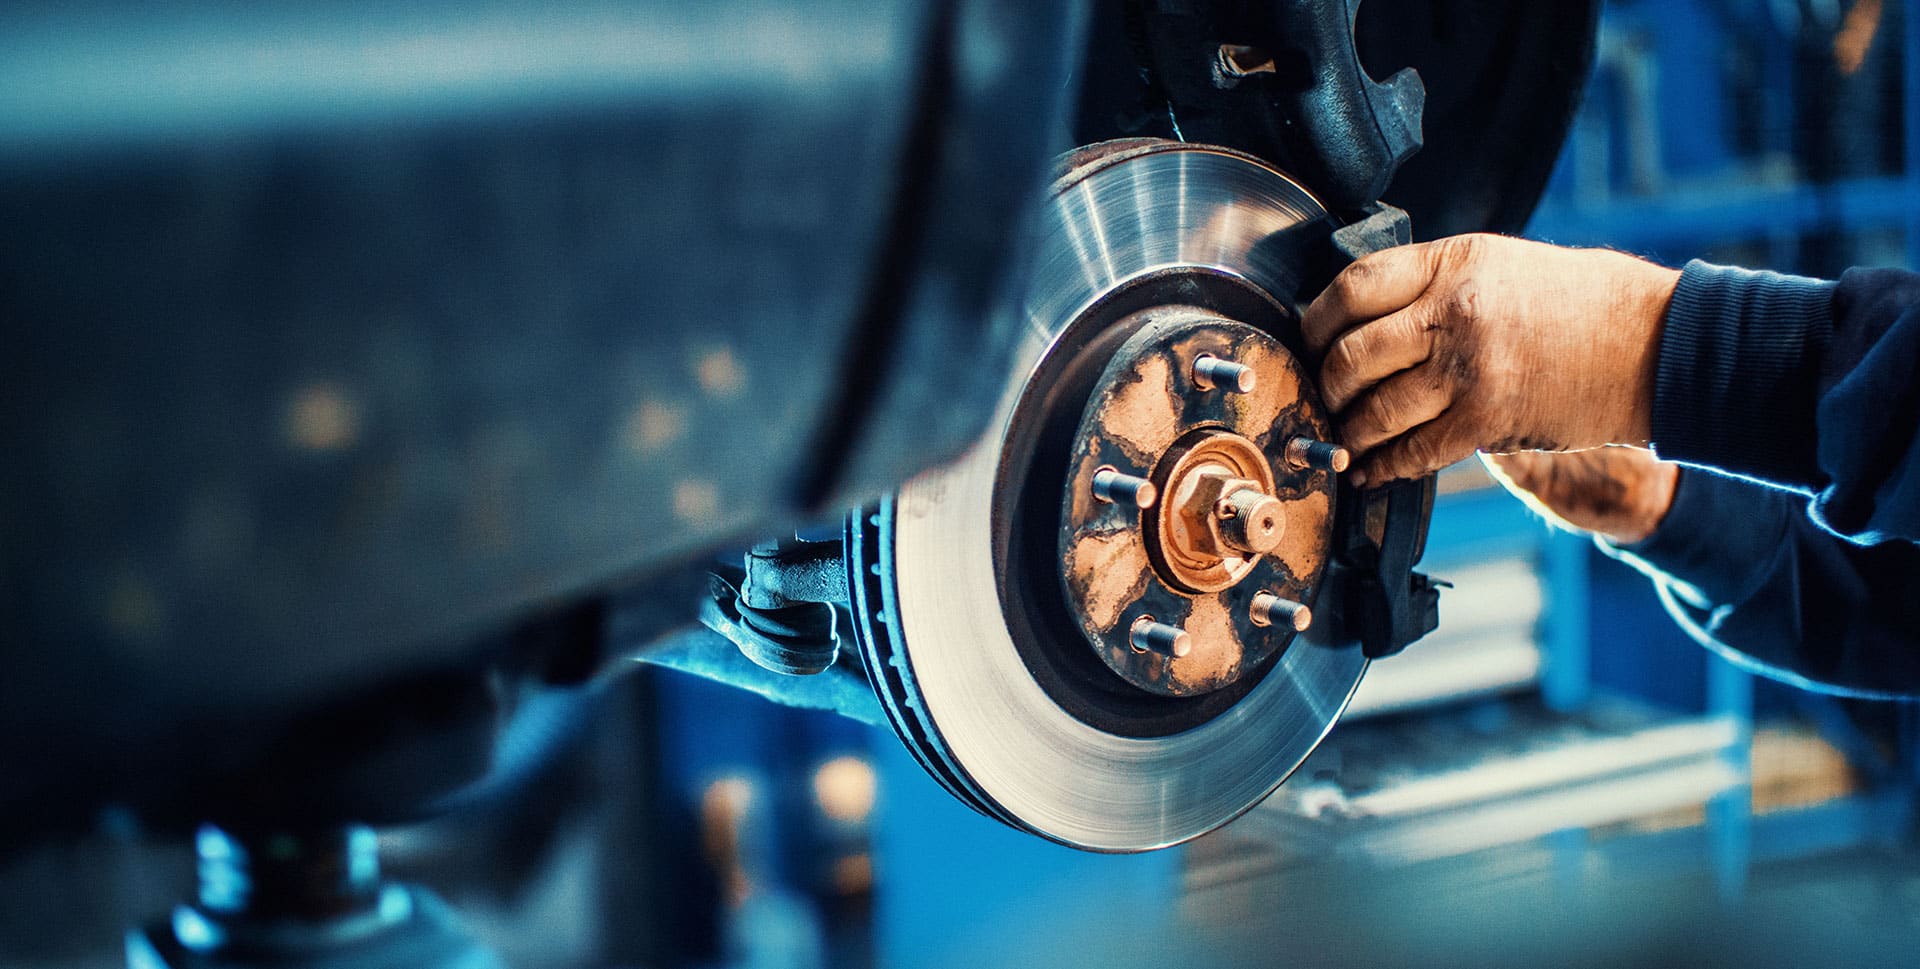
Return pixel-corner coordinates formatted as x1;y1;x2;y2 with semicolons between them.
1650;261;1920;544
1650;261;1834;488
1606;469;1920;698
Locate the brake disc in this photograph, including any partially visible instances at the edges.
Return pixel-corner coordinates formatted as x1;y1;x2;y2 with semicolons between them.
848;140;1368;851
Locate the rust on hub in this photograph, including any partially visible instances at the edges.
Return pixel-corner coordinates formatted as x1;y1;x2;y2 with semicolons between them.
1149;429;1283;593
1056;306;1338;697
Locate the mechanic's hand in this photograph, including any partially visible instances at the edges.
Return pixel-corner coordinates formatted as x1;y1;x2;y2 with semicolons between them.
1482;448;1679;545
1302;234;1682;486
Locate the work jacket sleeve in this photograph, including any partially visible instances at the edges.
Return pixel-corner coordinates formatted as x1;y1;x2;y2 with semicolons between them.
1650;261;1920;545
1604;467;1920;698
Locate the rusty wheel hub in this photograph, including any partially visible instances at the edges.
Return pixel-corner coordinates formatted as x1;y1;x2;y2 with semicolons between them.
1151;428;1284;593
1058;307;1340;697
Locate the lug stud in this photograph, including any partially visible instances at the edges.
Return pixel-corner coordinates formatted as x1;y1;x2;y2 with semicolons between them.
1285;436;1350;473
1129;616;1192;658
1250;591;1311;631
1092;466;1158;509
1193;354;1256;393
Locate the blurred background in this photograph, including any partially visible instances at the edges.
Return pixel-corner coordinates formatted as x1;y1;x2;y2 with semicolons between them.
7;0;1920;967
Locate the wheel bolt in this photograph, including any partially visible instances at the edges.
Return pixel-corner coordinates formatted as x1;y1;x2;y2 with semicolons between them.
1250;591;1311;631
1129;616;1192;658
1193;354;1256;393
1092;466;1157;509
1285;437;1350;473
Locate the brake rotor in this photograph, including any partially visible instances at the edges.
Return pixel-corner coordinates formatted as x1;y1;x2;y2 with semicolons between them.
850;140;1367;851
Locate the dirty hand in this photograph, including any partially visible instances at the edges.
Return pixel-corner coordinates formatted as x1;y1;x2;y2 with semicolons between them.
1482;448;1679;545
1301;234;1682;486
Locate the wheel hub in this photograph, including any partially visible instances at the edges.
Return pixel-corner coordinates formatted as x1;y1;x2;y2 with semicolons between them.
1057;308;1338;697
1152;427;1283;592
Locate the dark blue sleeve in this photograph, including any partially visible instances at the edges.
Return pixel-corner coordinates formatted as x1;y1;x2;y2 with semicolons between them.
1607;468;1920;698
1651;261;1920;544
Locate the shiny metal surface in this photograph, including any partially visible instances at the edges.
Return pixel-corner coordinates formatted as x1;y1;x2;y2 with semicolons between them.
888;144;1369;851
